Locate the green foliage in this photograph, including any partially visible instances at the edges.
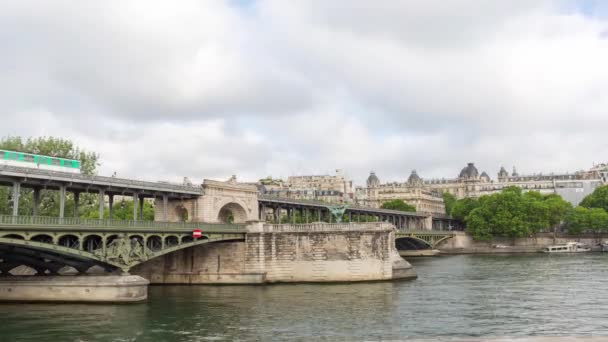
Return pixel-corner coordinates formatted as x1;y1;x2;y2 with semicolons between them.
380;199;416;212
441;192;457;215
451;197;480;221
464;187;571;241
564;206;608;234
580;185;608;213
81;199;155;221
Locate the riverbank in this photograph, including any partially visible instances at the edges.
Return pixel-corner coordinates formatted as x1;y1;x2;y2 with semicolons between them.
438;232;607;254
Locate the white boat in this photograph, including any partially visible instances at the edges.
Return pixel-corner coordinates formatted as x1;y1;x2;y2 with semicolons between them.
543;242;591;253
601;241;608;252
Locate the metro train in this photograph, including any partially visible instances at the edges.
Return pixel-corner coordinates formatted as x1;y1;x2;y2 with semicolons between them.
1;149;81;173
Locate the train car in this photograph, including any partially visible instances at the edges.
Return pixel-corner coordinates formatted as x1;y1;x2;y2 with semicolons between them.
0;149;81;174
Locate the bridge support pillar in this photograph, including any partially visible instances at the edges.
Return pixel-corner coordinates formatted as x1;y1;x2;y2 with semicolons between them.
161;195;167;221
74;191;80;219
98;190;105;219
59;185;66;219
32;187;40;217
11;182;20;216
133;193;138;221
109;194;114;219
139;196;144;220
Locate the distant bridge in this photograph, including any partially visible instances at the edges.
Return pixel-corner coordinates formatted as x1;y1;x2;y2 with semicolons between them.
395;230;459;250
258;195;456;230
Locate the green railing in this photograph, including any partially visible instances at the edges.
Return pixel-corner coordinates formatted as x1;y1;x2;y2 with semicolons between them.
0;215;245;231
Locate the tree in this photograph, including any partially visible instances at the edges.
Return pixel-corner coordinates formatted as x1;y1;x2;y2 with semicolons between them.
581;185;608;213
442;192;457;215
380;199;416;212
464;187;565;240
451;197;480;222
565;206;590;235
543;194;572;233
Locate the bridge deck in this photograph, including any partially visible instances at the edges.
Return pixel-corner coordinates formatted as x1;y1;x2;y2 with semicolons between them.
0;215;245;233
259;194;432;218
0;165;202;197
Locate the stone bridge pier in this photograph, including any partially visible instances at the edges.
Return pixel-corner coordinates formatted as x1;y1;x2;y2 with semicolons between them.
132;222;416;284
156;178;259;224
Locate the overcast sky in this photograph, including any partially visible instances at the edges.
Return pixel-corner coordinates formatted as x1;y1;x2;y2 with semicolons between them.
2;1;608;185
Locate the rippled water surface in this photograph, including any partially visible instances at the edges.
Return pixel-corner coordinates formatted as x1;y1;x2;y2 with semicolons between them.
3;254;608;341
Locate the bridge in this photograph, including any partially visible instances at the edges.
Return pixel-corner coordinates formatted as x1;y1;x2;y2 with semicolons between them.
0;164;456;230
0;165;459;276
0;215;245;274
395;230;459;250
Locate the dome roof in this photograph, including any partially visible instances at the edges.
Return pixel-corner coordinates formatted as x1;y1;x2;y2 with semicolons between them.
459;162;479;179
498;166;509;178
480;171;490;181
366;171;380;187
407;170;423;186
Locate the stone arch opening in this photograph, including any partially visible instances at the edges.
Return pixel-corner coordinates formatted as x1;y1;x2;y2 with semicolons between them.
218;202;248;223
175;205;189;222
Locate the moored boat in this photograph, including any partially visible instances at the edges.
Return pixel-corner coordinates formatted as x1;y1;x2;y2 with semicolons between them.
543;242;591;253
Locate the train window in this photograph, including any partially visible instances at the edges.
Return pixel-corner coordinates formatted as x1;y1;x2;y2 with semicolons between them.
22;154;35;162
50;158;61;166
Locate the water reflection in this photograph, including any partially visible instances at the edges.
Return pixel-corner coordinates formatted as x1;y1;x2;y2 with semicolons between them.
2;254;608;340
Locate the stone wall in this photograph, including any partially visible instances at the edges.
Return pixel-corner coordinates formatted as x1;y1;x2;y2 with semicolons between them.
133;222;416;284
439;232;608;254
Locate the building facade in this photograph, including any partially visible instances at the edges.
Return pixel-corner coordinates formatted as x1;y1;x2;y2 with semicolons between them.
423;162;607;206
358;170;446;215
258;169;354;204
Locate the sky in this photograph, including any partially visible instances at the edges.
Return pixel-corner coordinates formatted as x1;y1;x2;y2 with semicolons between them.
2;0;608;186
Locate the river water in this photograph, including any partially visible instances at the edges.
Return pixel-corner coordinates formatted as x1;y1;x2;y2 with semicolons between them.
2;254;608;341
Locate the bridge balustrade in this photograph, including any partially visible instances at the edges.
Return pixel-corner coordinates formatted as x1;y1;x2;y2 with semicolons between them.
0;215;245;231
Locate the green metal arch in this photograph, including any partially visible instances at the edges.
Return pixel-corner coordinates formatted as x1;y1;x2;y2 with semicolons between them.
395;236;433;249
431;235;453;248
0;234;246;272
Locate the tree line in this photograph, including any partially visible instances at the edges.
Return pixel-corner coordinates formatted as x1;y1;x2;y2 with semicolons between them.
442;185;608;240
0;136;154;220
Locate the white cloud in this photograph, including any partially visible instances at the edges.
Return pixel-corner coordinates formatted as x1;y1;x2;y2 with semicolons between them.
1;0;608;185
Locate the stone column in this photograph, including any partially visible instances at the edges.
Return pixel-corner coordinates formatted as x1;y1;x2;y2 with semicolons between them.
162;195;168;221
139;196;144;220
74;191;80;219
11;182;20;216
292;207;296;224
109;194;114;220
98;190;105;219
348;212;352;222
59;185;66;219
305;208;309;224
32;187;40;217
317;209;321;222
133;193;138;221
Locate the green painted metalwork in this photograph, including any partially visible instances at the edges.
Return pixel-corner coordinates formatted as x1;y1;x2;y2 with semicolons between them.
0;215;244;231
395;230;457;248
0;215;246;273
328;205;347;223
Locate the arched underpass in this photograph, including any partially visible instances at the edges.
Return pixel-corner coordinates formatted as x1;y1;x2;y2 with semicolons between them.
395;237;433;251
